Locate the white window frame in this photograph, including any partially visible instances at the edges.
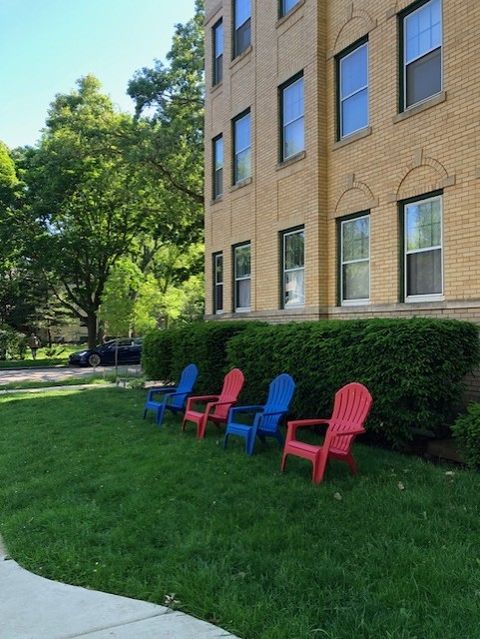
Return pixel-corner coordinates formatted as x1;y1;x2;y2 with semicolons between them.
212;19;223;86
281;75;304;162
234;243;251;312
233;111;251;184
280;0;300;18
339;41;369;139
340;214;371;306
404;194;444;303
403;0;443;110
212;134;223;199
282;228;305;309
213;252;224;314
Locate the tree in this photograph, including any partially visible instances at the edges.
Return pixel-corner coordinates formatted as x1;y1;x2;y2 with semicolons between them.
18;76;162;347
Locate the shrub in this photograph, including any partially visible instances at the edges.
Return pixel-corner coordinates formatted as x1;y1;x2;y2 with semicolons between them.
452;403;480;468
0;327;27;360
226;319;480;449
142;321;263;393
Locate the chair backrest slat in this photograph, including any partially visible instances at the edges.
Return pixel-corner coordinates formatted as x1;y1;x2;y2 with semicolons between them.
171;363;198;409
261;373;296;432
329;382;372;452
213;368;245;419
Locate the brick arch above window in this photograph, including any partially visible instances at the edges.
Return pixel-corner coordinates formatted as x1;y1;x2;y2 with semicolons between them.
388;150;455;203
328;4;377;59
334;175;379;216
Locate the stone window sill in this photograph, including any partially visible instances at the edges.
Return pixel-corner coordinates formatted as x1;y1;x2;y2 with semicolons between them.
332;127;372;150
276;0;305;28
393;91;446;124
230;46;252;70
210;195;223;206
276;151;306;171
230;177;252;192
209;81;223;96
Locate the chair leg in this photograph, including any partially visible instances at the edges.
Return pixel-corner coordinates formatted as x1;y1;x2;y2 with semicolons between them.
346;454;358;475
197;417;207;439
156;404;166;427
313;452;328;485
246;432;255;456
223;433;229;449
280;451;288;472
143;408;147;419
181;417;188;432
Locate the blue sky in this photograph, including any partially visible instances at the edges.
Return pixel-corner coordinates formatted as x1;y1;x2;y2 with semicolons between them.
0;0;197;148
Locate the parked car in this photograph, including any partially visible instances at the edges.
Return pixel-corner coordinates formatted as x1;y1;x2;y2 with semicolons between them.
68;338;142;367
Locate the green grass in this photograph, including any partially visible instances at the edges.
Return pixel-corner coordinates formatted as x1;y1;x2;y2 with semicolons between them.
1;388;480;639
0;345;81;368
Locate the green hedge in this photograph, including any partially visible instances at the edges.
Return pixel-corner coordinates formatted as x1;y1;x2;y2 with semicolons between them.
226;319;480;449
142;321;263;393
452;403;480;468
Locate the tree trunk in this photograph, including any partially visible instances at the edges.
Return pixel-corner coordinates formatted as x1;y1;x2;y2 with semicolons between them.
86;314;97;349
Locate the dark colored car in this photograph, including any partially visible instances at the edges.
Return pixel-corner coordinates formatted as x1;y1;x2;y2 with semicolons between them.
69;338;142;367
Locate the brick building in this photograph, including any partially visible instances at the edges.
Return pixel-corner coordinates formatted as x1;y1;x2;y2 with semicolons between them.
204;0;480;327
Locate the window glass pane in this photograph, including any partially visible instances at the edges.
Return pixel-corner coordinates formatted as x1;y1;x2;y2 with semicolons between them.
341;44;368;98
235;114;250;152
235;0;251;28
405;0;441;63
215;255;223;283
214;168;223;197
284;269;304;307
235;19;251;55
284;231;304;270
342;217;369;262
343;262;369;301
282;0;300;14
283;78;304;124
214;137;223;171
341;88;368;137
235;148;251;182
284;118;304;159
406;47;441;107
407;249;442;296
236;279;250;308
214;22;223;57
215;284;223;312
235;245;251;278
406;199;441;251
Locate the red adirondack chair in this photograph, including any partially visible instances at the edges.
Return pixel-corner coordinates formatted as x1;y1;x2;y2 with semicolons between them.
182;368;245;439
281;382;373;484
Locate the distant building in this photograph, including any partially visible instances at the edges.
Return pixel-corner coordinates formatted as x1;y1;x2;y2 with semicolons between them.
204;0;480;324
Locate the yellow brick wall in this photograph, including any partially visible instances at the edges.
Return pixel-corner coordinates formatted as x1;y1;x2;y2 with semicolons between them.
204;0;480;324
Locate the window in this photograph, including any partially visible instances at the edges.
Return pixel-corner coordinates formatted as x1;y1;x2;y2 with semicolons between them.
280;73;304;162
234;243;251;311
404;194;442;300
233;0;251;58
337;39;368;139
340;214;370;304
232;110;251;184
280;0;300;18
401;0;442;110
282;228;305;308
212;20;223;86
213;253;224;313
212;135;223;199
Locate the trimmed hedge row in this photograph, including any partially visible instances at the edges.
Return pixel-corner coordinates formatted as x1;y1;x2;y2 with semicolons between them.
143;318;480;449
226;319;480;448
142;321;263;394
452;403;480;468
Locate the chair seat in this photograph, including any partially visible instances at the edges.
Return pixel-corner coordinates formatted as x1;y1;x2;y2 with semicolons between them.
184;410;204;423
285;441;321;457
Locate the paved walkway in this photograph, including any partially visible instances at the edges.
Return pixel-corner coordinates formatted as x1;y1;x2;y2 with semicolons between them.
0;365;141;386
0;540;239;639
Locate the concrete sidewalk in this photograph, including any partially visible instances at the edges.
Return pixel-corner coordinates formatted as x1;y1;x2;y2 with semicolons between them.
0;544;239;639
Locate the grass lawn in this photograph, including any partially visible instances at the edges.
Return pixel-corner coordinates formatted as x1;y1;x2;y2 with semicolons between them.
1;388;480;639
0;344;81;368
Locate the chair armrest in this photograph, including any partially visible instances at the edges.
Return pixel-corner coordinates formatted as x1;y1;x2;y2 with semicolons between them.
185;395;219;412
286;418;330;440
147;386;177;400
229;405;264;417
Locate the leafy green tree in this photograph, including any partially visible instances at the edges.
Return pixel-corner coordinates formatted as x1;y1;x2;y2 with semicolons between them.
18;76;162;347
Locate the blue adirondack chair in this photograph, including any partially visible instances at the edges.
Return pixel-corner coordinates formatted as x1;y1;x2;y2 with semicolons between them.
143;364;199;426
223;373;296;455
